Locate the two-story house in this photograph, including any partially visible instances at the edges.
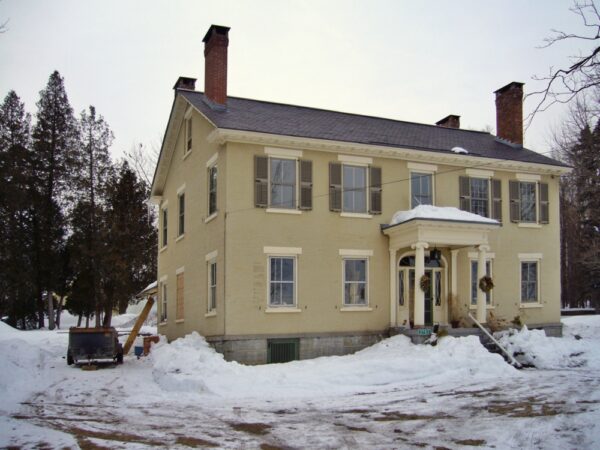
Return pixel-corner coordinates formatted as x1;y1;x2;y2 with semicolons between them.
150;25;570;364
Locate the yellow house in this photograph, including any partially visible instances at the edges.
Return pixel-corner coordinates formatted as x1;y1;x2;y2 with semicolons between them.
150;25;570;364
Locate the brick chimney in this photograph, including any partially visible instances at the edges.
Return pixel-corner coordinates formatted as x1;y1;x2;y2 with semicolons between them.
494;82;524;145
203;25;230;106
435;114;460;129
173;76;197;91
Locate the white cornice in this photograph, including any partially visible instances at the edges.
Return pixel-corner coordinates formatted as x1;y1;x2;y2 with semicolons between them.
206;128;571;176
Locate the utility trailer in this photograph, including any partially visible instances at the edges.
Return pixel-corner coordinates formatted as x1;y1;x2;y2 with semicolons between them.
67;327;124;365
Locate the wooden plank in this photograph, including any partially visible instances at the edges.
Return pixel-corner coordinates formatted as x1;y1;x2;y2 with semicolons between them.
123;297;155;355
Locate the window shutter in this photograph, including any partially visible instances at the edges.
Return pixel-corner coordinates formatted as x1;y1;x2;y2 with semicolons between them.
369;166;382;215
459;176;471;212
540;182;549;224
329;162;342;211
491;179;502;222
299;160;313;210
509;180;520;222
254;156;268;208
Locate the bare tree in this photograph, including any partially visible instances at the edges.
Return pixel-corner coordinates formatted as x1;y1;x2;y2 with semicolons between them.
124;140;160;187
527;1;600;127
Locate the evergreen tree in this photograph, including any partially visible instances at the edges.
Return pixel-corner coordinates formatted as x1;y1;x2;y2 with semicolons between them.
30;71;78;328
0;90;31;151
101;161;157;325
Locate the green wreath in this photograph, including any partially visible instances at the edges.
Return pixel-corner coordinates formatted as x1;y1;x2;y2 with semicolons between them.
479;275;494;293
419;274;430;292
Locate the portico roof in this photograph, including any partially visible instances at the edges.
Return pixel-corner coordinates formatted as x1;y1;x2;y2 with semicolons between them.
382;206;500;250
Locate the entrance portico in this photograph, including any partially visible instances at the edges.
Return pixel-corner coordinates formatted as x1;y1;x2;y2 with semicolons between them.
382;207;500;328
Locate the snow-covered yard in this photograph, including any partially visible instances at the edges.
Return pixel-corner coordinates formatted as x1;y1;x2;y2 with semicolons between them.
1;316;600;449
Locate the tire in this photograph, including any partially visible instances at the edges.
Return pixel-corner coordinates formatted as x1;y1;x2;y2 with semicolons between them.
67;351;74;366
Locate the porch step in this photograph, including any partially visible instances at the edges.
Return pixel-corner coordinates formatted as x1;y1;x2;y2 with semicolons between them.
480;335;531;369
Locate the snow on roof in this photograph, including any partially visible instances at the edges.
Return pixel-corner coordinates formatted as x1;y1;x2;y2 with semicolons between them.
451;146;469;154
390;205;499;226
138;281;158;297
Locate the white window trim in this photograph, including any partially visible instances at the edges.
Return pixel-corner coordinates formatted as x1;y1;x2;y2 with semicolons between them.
518;256;542;307
175;266;185;275
177;190;185;238
207;259;217;314
205;212;218;223
340;306;373;312
265;307;302;313
468;257;494;309
341;162;370;214
159;277;168;325
205;250;218;261
466;168;494;178
266;254;298;309
338;154;372;165
265;147;303;159
407;162;438;172
339;249;373;257
206;152;218;168
467;176;493;218
183;109;192;157
409;170;435;209
516;173;541;182
160;206;168;249
267;156;300;210
342;257;370;307
264;246;302;255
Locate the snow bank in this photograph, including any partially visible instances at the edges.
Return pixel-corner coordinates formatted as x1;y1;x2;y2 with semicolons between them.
451;146;469;154
496;319;600;369
390;204;499;226
151;332;516;400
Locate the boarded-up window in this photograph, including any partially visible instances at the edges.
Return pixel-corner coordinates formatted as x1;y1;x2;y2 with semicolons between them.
176;272;184;320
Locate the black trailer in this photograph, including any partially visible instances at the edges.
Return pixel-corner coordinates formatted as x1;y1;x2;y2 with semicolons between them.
67;327;124;365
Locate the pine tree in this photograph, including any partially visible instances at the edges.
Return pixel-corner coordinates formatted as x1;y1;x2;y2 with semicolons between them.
31;71;78;328
0;90;31;152
101;161;157;326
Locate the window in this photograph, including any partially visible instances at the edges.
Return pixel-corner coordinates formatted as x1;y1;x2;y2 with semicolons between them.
161;208;168;247
460;176;502;221
269;257;296;307
208;165;217;216
160;282;167;322
255;156;312;210
329;162;381;215
411;172;432;208
208;261;217;312
270;158;296;209
185;117;192;154
343;165;367;213
509;180;549;224
344;259;367;305
178;193;185;236
471;260;492;305
521;261;539;303
176;271;184;321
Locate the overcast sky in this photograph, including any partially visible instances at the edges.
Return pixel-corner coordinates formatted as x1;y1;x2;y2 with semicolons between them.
0;1;595;161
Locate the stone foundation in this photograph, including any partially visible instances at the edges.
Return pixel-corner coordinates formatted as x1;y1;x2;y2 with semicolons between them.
207;331;386;365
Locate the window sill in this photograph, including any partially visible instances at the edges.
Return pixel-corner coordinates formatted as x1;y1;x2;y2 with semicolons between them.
175;234;185;243
159;321;167;326
265;307;302;313
340;306;373;312
266;208;302;215
205;212;218;223
469;305;495;310
340;212;372;219
175;319;185;323
160;246;168;253
520;303;543;309
182;150;192;161
518;223;542;229
205;311;217;318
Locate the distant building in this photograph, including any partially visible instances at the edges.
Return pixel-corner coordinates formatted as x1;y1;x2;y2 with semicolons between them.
151;25;569;364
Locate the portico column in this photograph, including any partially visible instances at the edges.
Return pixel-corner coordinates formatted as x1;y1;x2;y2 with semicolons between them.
476;245;490;323
389;249;397;328
412;242;429;326
450;249;459;323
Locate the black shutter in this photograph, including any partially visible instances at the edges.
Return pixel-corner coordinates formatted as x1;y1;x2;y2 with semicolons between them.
255;156;268;208
299;160;312;210
459;176;471;212
369;166;382;215
509;180;520;222
329;162;342;212
491;179;502;222
540;182;549;224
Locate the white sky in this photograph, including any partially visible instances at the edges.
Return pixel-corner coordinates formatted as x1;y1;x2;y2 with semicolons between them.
0;0;595;161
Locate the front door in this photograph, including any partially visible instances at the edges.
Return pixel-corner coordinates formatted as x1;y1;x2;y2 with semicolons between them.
424;270;433;326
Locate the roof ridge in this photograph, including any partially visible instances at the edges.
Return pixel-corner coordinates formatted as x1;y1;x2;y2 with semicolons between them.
180;90;492;137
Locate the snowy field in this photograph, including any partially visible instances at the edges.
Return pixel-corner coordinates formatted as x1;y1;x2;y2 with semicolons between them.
1;315;599;449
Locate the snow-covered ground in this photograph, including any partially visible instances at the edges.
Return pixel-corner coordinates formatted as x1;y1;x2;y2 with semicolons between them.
1;315;599;449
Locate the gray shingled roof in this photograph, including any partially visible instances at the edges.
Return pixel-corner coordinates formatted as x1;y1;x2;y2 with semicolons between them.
180;90;566;168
